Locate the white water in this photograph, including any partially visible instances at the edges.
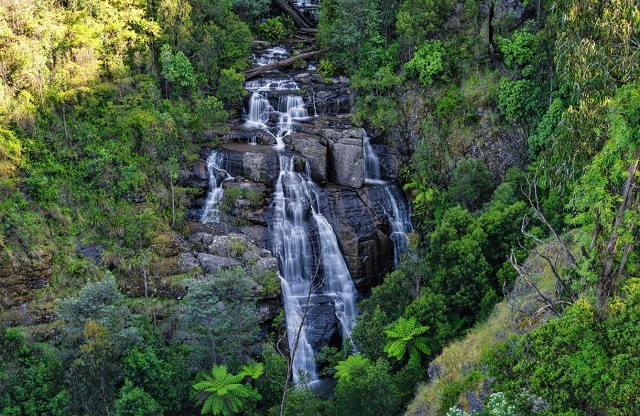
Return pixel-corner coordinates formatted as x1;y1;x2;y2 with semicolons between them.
201;151;234;224
245;68;356;384
245;78;309;150
272;157;357;383
363;131;413;265
255;46;289;66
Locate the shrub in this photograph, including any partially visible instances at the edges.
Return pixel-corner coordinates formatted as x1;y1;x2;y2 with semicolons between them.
405;40;445;86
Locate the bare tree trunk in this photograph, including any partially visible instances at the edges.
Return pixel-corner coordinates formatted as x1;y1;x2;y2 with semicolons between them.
272;0;317;29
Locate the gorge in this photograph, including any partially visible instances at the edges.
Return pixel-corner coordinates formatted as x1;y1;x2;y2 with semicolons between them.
197;42;412;384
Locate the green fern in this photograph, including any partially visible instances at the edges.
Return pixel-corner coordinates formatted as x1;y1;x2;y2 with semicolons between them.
335;355;369;382
193;364;261;416
384;317;431;366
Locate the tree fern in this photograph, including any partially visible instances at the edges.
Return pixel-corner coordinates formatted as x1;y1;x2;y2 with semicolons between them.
384;317;431;366
193;364;261;416
335;355;369;382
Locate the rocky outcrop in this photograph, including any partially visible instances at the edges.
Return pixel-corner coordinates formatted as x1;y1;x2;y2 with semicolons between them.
219;143;280;185
290;132;328;183
305;294;342;353
0;249;53;325
115;228;282;324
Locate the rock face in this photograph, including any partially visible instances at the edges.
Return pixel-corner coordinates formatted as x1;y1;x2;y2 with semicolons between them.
0;249;53;325
323;187;394;287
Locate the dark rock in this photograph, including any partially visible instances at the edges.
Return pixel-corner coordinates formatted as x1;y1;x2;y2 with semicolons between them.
428;363;444;381
305;294;340;353
218;143;280;186
75;239;103;264
324;187;394;287
178;253;201;273
326;129;365;187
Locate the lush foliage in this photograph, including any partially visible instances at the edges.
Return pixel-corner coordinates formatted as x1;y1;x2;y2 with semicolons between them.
192;363;263;416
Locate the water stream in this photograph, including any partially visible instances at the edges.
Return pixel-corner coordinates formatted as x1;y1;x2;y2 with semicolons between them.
363;131;413;266
201;151;234;224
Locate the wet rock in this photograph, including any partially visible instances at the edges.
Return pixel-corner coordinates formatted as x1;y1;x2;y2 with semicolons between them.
305;294;340;353
290;133;328;183
326;129;365;188
75;239;103;264
218;143;280;186
324;187;394;287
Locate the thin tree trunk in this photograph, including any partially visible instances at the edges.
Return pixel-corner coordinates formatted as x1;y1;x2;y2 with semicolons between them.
597;145;640;311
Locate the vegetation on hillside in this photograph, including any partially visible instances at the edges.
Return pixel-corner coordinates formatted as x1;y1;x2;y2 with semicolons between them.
1;0;639;415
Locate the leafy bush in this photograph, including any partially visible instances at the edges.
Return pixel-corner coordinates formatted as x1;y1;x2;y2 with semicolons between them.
405;40;445;86
256;16;295;43
232;0;271;22
447;158;494;211
498;27;539;77
498;78;544;132
0;128;21;180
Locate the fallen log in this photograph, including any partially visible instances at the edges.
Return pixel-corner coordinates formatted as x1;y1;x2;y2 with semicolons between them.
273;0;317;29
244;50;320;80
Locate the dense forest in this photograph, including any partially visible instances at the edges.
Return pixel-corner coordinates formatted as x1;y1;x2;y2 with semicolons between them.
0;0;639;415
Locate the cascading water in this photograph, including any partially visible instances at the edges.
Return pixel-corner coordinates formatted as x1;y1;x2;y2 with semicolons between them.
201;151;234;224
254;46;289;66
363;131;413;265
244;69;357;384
272;156;357;384
245;78;309;149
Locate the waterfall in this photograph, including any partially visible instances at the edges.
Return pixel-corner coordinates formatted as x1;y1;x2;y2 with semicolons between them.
362;131;413;266
272;156;357;384
245;79;308;150
201;151;234;224
243;64;355;384
255;46;289;66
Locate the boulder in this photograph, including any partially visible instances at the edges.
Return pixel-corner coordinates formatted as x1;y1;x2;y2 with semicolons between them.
305;294;341;353
326;129;365;188
195;253;240;274
218;143;280;186
289;133;328;183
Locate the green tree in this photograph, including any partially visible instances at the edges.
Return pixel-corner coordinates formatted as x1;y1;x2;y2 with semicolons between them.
231;0;270;22
395;0;456;55
193;364;262;416
114;380;164;416
160;44;197;97
535;0;640;188
489;281;640;415
181;267;260;370
405;40;445;86
334;358;400;416
318;0;381;74
384;317;431;366
570;84;640;311
447;158;495;211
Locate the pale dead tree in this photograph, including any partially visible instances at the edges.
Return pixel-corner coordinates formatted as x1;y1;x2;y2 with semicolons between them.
277;256;324;416
507;177;578;318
